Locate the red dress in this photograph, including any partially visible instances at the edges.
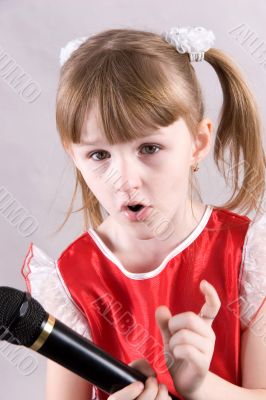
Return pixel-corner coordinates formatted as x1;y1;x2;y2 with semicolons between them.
21;206;266;400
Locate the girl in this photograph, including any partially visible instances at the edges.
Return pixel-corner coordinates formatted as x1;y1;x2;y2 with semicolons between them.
21;26;266;400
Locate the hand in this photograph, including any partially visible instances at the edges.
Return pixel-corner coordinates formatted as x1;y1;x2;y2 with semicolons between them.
155;280;221;398
107;358;172;400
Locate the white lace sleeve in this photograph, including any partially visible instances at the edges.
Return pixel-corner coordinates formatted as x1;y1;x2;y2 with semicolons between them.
239;213;266;330
21;244;100;400
21;243;92;340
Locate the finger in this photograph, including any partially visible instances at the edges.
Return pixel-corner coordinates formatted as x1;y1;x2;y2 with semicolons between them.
128;358;156;378
168;329;211;355
198;280;221;326
155;305;172;349
172;344;209;371
138;376;159;400
168;312;213;339
108;381;144;400
154;383;169;400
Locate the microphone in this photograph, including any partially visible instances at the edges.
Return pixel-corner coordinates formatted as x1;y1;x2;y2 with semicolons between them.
0;287;180;399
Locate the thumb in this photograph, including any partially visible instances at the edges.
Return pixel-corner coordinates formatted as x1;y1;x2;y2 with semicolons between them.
155;305;172;350
128;358;156;378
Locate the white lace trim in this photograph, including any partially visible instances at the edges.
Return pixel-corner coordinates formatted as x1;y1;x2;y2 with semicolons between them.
88;205;213;280
239;212;266;329
21;245;99;399
21;244;92;340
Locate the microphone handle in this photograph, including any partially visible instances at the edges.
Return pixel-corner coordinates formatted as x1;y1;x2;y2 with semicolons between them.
35;315;181;400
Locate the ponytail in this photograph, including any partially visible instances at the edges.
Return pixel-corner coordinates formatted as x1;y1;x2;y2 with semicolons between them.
205;48;266;216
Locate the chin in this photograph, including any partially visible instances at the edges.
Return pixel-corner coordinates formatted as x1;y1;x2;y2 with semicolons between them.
130;222;158;239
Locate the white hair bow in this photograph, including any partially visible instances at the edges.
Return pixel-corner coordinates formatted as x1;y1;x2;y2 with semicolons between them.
161;26;215;62
59;36;88;66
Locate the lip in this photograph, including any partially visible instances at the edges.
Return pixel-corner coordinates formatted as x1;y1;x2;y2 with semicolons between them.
121;205;152;222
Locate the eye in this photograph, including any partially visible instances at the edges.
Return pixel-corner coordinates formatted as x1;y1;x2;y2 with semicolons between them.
88;151;110;161
139;144;161;155
87;144;161;161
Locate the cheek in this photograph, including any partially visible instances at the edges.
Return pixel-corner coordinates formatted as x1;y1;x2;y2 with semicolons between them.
155;162;190;197
156;157;186;179
76;156;103;178
77;161;114;198
79;172;112;210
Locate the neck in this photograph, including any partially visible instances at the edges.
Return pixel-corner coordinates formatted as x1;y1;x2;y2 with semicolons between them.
101;201;207;259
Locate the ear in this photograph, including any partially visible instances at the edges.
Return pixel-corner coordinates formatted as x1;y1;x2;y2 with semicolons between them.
191;117;212;165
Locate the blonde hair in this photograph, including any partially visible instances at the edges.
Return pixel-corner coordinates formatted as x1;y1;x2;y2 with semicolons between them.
55;28;266;232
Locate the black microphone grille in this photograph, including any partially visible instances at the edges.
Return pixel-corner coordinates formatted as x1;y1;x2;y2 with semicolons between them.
0;286;47;347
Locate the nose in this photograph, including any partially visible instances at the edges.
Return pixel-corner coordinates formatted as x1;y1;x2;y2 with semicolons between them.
112;156;142;197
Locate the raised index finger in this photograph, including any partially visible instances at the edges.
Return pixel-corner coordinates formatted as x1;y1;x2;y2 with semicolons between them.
198;280;221;325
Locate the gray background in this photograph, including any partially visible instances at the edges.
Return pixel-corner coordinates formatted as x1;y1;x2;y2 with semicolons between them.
1;0;265;398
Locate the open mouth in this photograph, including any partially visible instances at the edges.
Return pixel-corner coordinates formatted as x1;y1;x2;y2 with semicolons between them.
127;204;144;212
122;203;151;221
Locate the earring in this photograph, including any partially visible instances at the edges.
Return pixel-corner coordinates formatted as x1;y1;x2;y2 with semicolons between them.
192;163;199;172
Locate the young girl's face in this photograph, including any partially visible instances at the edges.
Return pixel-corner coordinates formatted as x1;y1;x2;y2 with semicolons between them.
68;105;210;239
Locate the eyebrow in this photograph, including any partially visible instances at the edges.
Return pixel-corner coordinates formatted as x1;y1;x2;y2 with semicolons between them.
79;131;163;146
